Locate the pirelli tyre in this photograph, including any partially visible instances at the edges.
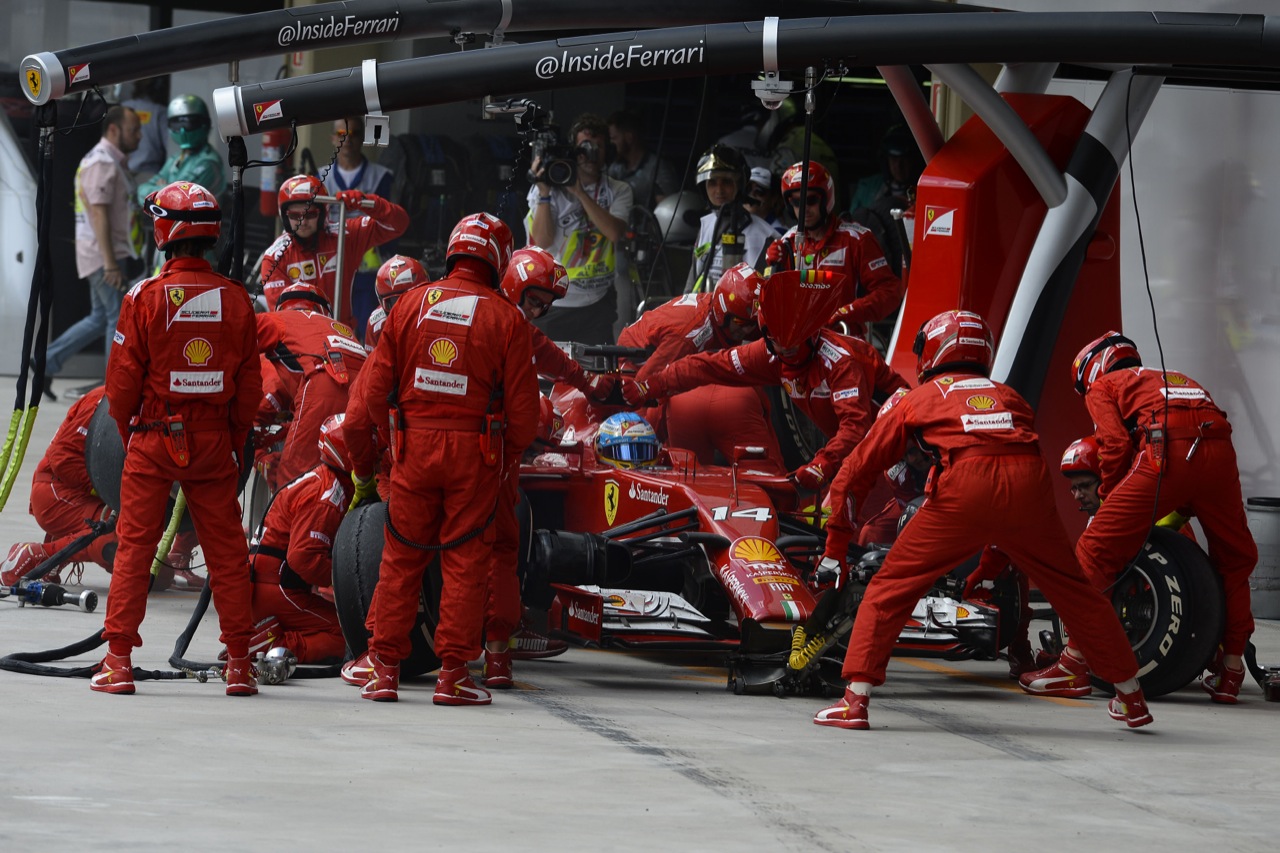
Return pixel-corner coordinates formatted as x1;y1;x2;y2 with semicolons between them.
766;386;827;471
85;394;253;532
331;501;442;677
1057;526;1224;698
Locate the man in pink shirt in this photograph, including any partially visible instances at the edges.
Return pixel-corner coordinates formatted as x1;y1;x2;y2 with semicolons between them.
44;105;143;399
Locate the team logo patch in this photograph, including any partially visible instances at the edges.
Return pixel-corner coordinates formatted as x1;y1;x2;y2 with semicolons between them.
168;287;185;307
732;537;783;564
421;295;478;328
170;371;224;393
331;321;354;338
429;338;459;367
412;367;467;396
427;288;443;304
1166;373;1188;385
253;99;283;125
832;388;859;402
286;260;316;281
183;338;212;366
924;205;955;239
25;68;41;99
603;480;620;526
167;288;223;327
68;63;90;85
965;394;997;411
961;412;1014;432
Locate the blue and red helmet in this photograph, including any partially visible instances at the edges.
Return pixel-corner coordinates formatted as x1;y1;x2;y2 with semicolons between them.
595;412;661;469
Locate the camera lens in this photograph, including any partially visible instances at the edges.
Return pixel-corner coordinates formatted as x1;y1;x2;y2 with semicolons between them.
546;158;576;187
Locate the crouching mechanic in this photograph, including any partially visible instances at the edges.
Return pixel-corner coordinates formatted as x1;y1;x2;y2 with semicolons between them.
813;310;1150;730
94;181;261;696
242;415;352;665
1020;333;1257;704
617;263;784;473
624;269;907;496
344;212;539;705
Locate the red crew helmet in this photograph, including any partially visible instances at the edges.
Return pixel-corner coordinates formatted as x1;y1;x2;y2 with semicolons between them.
757;269;847;356
446;212;514;286
276;283;332;316
913;309;995;382
710;263;764;340
501;246;568;306
144;181;221;250
375;255;430;312
1060;436;1101;479
1071;331;1142;395
780;160;836;216
317;414;352;472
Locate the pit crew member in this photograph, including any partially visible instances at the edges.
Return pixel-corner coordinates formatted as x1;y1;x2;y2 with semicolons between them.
260;175;409;327
813;310;1150;730
364;255;430;352
1020;333;1257;705
94;181;261;696
760;161;904;332
617;263;784;472
345;212;539;705
257;283;367;490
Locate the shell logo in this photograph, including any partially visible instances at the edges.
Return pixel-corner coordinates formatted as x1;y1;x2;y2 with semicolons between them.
966;394;997;411
429;338;458;367
183;337;213;366
732;537;783;564
428;288;444;305
1166;373;1188;385
332;322;354;338
606;594;626;607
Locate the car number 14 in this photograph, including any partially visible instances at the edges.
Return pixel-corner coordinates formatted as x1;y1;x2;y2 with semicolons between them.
709;506;773;522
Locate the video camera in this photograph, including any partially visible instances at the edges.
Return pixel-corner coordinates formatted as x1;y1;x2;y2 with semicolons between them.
484;98;593;188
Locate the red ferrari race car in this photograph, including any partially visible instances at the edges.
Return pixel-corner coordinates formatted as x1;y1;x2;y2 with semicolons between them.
330;346;1012;696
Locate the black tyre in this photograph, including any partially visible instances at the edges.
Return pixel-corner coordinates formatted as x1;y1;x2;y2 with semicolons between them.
1056;527;1224;698
766;386;827;471
331;501;442;677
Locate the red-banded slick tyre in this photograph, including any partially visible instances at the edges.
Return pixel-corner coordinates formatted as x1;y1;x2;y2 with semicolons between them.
331;501;442;677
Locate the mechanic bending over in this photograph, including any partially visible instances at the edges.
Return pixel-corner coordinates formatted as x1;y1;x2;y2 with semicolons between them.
617;263;784;474
257;283;366;491
94;181;262;697
239;415;354;666
759;160;904;335
1020;333;1258;705
343;213;539;705
813;310;1151;731
623;269;907;497
1060;435;1197;542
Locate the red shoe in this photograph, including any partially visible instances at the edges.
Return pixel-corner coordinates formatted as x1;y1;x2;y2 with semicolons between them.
813;689;870;730
1108;686;1154;728
509;627;568;660
483;648;514;689
90;652;135;695
1019;650;1092;697
217;617;283;662
172;568;206;590
433;663;492;706
1;542;52;586
1201;656;1246;705
360;653;399;702
341;652;374;687
223;657;259;696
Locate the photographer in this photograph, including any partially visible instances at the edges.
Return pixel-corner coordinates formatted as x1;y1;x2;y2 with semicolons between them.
525;113;633;345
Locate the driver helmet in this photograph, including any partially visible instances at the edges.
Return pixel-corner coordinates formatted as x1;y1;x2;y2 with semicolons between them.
166;94;211;151
595;412;661;470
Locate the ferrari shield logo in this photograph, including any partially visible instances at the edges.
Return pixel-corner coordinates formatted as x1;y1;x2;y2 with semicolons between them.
168;287;185;307
603;480;620;526
427;288;443;305
25;68;41;99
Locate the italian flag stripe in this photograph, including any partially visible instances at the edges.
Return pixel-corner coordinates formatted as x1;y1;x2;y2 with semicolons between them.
782;601;801;620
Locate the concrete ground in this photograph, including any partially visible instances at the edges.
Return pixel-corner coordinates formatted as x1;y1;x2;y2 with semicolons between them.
2;380;1277;852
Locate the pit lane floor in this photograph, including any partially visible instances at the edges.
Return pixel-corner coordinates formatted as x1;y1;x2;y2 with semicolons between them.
3;383;1278;853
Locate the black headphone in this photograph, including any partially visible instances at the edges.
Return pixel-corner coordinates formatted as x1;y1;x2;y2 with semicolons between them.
1073;332;1139;394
